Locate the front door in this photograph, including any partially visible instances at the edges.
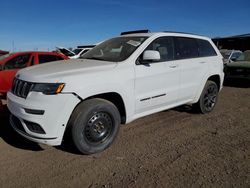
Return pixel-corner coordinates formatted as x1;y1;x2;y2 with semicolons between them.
135;37;180;114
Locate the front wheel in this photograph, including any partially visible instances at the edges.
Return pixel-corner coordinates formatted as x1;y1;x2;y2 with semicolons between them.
68;98;121;154
193;81;219;114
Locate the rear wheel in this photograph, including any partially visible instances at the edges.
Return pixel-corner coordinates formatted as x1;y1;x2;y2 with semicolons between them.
194;81;219;114
68;98;120;154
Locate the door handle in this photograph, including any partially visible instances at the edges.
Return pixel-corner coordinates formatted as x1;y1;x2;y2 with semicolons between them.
199;61;206;64
169;65;178;68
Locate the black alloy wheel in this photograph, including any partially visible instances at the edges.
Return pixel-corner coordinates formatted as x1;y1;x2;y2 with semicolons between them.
194;80;219;114
203;84;218;112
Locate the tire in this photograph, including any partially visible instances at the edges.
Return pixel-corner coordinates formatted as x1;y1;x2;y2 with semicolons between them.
68;98;121;154
193;80;219;114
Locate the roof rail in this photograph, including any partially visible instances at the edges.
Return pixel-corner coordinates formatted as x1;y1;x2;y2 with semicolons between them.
164;31;202;36
77;45;96;48
120;29;150;35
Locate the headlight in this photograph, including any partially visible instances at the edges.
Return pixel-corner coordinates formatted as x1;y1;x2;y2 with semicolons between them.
31;83;65;95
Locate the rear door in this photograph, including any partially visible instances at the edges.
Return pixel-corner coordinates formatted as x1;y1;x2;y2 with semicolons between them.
0;53;31;93
135;37;180;114
174;37;209;101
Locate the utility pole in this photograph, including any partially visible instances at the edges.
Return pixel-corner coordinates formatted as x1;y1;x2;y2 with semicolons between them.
12;41;15;52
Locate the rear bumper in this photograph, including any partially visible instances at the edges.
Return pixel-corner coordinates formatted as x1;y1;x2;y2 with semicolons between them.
7;91;80;146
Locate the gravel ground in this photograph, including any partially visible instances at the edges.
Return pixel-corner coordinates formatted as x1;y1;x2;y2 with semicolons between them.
0;81;249;188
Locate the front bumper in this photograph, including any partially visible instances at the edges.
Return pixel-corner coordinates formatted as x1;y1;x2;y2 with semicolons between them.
7;91;80;146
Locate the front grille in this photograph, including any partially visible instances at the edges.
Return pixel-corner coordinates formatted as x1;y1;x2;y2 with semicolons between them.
12;78;34;98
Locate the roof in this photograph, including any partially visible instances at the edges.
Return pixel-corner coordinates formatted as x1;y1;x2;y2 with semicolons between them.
120;32;210;40
120;30;208;39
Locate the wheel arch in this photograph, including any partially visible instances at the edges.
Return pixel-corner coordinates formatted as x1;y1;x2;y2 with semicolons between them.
193;74;221;103
84;92;127;124
207;75;221;91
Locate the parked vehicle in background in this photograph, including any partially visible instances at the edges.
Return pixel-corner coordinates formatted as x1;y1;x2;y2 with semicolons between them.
224;50;250;79
0;49;9;56
0;51;68;105
7;30;224;154
220;49;242;64
56;45;95;59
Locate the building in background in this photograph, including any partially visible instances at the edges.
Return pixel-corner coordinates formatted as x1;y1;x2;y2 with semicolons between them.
213;34;250;51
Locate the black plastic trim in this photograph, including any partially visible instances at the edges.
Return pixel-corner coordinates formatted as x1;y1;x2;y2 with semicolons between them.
24;108;45;115
121;30;150;35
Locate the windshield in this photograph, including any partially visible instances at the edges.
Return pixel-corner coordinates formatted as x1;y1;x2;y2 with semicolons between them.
0;53;11;61
236;51;250;61
58;48;74;56
81;36;148;62
220;51;231;59
73;48;82;55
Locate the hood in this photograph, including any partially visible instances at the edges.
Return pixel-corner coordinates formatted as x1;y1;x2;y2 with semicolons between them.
17;59;117;82
227;61;250;68
56;46;75;57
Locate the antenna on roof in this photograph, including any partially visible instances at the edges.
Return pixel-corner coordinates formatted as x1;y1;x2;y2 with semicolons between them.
120;29;150;35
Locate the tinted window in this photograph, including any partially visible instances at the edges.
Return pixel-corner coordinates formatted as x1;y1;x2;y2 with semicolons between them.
38;55;63;64
4;54;31;69
197;39;217;57
145;37;174;62
174;37;199;59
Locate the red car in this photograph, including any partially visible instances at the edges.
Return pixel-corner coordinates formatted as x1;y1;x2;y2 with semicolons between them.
0;51;68;104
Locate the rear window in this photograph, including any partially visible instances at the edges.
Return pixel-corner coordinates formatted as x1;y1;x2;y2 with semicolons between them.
174;37;199;59
38;55;64;64
197;39;217;57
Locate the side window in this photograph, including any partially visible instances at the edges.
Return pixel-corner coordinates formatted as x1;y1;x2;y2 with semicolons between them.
38;55;61;64
145;37;174;62
4;54;31;69
174;37;199;59
197;39;217;57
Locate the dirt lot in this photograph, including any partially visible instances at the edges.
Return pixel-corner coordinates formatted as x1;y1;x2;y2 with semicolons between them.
0;81;249;188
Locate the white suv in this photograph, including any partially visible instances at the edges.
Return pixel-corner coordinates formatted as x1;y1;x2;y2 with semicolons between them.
7;30;224;154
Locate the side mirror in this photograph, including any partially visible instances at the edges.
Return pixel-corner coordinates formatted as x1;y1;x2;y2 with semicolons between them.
142;50;160;62
0;64;3;71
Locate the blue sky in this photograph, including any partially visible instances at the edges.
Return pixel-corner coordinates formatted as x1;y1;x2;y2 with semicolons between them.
0;0;249;51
